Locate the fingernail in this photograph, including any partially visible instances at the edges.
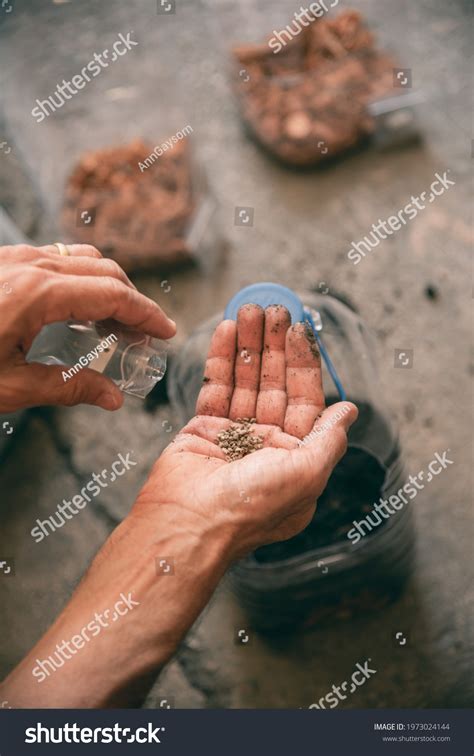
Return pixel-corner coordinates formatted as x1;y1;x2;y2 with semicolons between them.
98;392;122;410
167;318;177;331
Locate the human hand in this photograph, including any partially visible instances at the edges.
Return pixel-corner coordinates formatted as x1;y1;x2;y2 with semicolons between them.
134;304;357;560
0;305;356;709
0;244;176;413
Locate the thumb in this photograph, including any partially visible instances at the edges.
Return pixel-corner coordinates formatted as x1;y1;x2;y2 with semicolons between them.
293;401;359;494
301;402;358;447
10;363;124;411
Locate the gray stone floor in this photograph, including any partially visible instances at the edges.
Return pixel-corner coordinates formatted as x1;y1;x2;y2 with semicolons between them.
0;0;472;708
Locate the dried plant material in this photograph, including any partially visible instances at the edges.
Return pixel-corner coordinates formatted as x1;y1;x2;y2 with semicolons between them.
61;138;197;272
284;111;313;140
232;10;396;166
216;418;264;461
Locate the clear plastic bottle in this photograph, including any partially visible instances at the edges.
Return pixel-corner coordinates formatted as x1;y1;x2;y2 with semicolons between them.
168;283;415;631
27;320;167;399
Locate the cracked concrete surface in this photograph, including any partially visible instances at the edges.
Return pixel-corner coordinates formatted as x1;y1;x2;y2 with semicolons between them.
0;0;472;708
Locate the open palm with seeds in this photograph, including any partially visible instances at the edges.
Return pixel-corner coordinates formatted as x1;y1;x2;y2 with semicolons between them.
1;303;358;709
135;303;357;557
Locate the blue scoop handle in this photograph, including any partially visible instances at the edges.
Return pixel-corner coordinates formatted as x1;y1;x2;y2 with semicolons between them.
303;308;346;401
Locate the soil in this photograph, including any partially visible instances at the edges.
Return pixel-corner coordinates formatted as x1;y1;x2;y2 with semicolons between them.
254;445;386;563
61;138;196;272
232;10;396;166
216;418;264;461
304;322;320;358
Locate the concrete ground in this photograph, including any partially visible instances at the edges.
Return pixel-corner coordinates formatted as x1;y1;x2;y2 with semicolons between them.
0;0;472;708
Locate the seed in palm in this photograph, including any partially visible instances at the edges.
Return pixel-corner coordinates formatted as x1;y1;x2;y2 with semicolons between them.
216;418;264;461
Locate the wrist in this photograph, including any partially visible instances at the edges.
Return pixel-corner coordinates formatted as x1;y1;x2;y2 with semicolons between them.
128;484;242;567
3;506;233;709
96;504;234;656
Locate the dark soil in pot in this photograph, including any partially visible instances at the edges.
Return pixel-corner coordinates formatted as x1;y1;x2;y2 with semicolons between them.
254;445;386;563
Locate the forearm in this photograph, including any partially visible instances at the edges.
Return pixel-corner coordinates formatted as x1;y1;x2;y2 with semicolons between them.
1;508;233;708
